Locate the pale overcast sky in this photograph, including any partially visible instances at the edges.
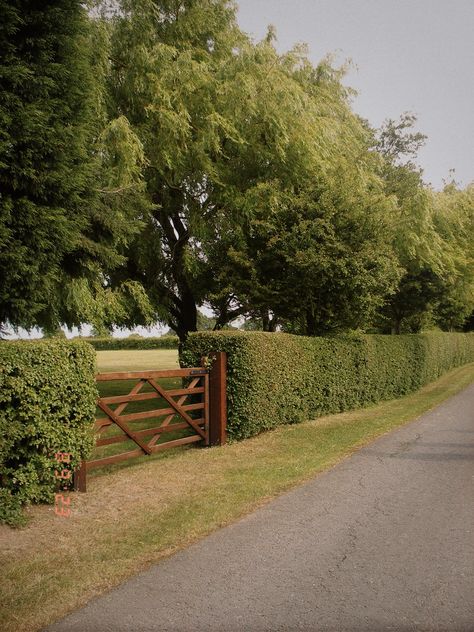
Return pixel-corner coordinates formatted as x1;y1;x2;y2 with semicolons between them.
236;0;474;190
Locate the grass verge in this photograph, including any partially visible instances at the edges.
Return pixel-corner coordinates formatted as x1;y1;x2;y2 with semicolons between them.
1;362;473;632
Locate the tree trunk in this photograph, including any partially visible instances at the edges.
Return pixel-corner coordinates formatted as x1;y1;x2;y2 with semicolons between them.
157;206;198;349
259;310;277;332
305;306;317;336
174;288;198;360
262;311;270;332
391;318;401;335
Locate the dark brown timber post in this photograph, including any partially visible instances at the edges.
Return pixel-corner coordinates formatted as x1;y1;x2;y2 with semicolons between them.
208;352;227;446
73;460;87;492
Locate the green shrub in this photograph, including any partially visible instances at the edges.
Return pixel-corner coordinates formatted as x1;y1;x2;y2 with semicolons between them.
182;331;474;441
0;339;97;526
84;335;179;350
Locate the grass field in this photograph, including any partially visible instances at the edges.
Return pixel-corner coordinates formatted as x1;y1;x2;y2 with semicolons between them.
1;361;473;632
96;348;179;373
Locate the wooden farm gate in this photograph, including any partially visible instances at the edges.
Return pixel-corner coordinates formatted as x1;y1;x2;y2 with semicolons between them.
74;352;226;492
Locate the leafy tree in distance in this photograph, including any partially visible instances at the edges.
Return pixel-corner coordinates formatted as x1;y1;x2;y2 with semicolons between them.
204;57;401;335
105;1;332;340
430;183;474;331
376;113;426;168
373;113;451;333
212;174;400;336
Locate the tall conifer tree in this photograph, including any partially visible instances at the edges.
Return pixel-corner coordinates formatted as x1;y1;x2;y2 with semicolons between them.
0;1;147;332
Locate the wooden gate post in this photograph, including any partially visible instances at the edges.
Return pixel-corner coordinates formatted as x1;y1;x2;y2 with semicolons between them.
208;352;227;446
73;460;87;493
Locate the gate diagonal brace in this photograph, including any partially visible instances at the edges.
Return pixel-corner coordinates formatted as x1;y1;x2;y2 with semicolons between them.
97;400;152;455
161;376;201;427
115;379;146;417
147;379;206;440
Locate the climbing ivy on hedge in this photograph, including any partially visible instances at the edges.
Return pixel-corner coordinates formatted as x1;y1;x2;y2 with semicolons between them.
85;336;178;350
182;331;474;441
0;339;97;526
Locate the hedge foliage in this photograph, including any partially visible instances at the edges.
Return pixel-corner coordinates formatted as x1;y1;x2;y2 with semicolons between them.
0;339;97;526
84;335;179;350
182;331;474;441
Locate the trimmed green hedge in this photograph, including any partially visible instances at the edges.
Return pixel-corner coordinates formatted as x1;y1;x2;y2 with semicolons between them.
0;339;97;526
182;331;474;441
85;335;179;350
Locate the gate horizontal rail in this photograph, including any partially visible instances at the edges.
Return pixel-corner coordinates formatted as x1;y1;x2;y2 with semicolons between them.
73;353;227;492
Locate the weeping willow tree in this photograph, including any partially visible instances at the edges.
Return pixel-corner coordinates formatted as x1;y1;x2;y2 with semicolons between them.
102;0;402;341
102;0;248;341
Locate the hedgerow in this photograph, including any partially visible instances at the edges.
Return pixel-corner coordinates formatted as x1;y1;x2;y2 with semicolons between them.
84;335;179;350
0;339;97;526
182;331;474;441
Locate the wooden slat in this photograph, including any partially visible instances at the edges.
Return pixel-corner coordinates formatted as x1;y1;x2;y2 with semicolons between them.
96;419;205;446
86;448;144;470
94;402;204;430
96;433;133;447
90;432;204;467
96;368;208;381
101;387;204;406
185;377;201;390
149;434;203;453
101;391;159;406
164;386;204;397
119;401;204;423
95;418;113;431
148;379;207;439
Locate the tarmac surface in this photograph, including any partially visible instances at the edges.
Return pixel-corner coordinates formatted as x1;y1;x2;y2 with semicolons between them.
46;383;474;632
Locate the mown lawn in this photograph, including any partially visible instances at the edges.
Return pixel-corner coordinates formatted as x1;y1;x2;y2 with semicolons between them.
1;361;473;632
95;348;179;373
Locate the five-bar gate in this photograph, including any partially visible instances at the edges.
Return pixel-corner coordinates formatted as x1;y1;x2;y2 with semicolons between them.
74;352;227;492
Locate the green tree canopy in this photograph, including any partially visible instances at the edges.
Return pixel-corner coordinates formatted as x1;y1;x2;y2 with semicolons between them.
430;183;474;331
103;1;402;340
0;1;149;334
373;114;453;333
2;3;471;341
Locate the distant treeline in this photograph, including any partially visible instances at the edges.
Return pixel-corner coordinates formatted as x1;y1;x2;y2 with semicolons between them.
84;336;179;350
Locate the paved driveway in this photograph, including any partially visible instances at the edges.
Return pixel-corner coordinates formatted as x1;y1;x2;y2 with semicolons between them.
46;383;474;632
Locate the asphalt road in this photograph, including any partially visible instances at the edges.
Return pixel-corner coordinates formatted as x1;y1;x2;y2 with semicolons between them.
46;383;474;632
